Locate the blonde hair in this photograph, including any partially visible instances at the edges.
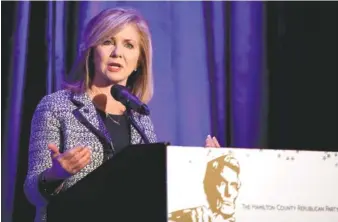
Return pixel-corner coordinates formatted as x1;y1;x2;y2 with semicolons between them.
64;8;154;103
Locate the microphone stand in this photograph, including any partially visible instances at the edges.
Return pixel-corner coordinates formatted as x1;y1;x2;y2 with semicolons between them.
126;109;150;144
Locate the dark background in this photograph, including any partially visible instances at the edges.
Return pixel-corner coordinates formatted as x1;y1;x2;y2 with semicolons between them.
267;2;337;150
2;1;337;221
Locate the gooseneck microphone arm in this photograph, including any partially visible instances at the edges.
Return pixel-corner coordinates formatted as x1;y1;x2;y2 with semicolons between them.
126;109;150;144
111;84;151;144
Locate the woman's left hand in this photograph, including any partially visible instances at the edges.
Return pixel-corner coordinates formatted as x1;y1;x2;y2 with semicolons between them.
205;135;221;148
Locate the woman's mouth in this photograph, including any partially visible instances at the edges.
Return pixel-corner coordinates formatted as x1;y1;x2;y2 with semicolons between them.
107;62;122;72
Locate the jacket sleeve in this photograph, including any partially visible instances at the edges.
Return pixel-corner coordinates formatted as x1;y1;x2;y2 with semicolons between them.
23;96;62;207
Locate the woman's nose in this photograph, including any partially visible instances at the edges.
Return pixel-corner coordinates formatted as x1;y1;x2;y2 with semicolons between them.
110;45;122;58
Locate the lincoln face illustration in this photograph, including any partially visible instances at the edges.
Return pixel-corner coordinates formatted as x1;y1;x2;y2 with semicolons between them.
168;154;241;222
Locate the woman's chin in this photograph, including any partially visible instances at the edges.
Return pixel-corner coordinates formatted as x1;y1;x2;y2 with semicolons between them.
106;76;128;86
103;79;128;87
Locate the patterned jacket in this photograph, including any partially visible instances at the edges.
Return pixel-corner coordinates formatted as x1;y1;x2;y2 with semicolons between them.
23;89;157;222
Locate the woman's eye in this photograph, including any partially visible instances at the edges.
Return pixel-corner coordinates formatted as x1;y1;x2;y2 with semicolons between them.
103;40;113;45
125;43;134;49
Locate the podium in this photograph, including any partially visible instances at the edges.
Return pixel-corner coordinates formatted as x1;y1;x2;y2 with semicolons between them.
47;143;169;222
47;144;338;222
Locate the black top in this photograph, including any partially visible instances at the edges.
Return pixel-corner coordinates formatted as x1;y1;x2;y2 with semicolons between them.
96;108;131;160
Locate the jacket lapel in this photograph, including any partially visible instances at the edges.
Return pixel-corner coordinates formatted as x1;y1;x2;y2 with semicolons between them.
71;92;147;147
130;111;143;145
71;92;112;146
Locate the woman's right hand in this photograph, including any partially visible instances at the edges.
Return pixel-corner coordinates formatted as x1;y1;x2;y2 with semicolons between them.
44;144;92;181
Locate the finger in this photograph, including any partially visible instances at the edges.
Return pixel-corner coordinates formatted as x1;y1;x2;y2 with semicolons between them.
74;146;90;157
69;147;92;166
71;152;92;173
62;146;85;161
48;144;60;158
206;135;219;147
77;152;91;170
67;148;88;165
205;141;214;147
55;148;87;175
205;135;212;144
48;143;60;154
212;137;221;148
68;146;85;155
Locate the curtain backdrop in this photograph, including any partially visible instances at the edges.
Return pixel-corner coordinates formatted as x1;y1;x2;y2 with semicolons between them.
2;1;265;221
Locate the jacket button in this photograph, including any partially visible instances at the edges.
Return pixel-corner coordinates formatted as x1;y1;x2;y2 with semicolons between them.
83;108;89;113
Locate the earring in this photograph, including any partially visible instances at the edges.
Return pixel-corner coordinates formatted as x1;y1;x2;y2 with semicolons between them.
134;68;137;72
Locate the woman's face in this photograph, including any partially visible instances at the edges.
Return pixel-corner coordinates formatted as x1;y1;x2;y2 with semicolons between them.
92;23;141;87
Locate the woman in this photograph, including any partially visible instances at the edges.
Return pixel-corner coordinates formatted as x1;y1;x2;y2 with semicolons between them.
24;7;158;222
24;7;220;222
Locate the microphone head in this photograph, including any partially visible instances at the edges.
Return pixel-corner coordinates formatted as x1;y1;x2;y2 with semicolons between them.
110;84;126;101
110;84;150;115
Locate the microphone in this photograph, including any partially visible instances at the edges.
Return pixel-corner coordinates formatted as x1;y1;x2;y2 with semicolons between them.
110;84;150;115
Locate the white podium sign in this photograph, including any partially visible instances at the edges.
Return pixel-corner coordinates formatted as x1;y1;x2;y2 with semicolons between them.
167;146;338;222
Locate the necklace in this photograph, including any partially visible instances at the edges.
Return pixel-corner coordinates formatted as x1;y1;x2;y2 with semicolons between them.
88;87;124;126
106;113;121;125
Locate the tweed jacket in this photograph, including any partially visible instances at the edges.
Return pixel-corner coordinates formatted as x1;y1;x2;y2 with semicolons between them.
23;89;157;222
